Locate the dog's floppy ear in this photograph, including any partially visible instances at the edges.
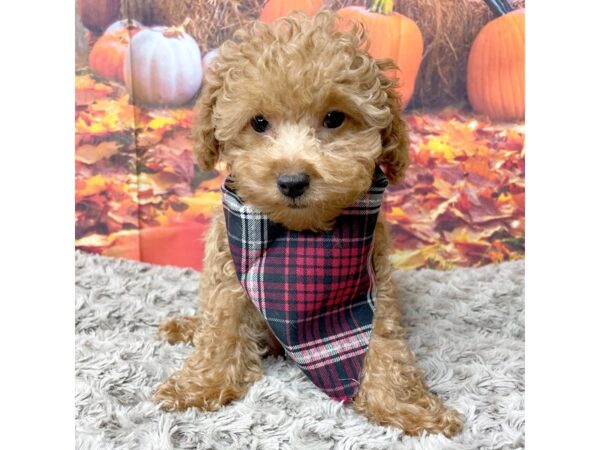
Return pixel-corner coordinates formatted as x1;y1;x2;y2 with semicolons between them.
191;68;222;171
376;60;410;184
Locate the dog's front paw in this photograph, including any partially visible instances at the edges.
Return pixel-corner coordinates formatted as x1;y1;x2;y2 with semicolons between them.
153;369;253;412
401;403;463;437
158;316;199;345
153;375;189;411
153;372;220;412
355;391;463;437
438;406;463;437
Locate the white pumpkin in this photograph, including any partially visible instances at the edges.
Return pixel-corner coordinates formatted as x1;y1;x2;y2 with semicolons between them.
124;25;202;106
104;19;143;35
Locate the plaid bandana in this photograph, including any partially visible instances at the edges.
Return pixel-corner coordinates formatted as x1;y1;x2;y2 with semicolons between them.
222;167;388;403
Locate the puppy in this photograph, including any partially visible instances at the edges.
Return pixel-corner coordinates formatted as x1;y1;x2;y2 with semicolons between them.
154;12;462;437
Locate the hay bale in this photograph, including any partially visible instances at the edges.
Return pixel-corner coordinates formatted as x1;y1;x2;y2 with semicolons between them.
326;0;525;108
124;0;525;108
121;0;169;26
159;0;265;52
75;14;90;70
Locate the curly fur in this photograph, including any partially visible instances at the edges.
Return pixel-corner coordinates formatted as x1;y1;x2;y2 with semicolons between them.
155;12;461;437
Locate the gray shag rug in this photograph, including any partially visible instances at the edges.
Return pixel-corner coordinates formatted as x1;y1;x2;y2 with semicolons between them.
75;251;524;450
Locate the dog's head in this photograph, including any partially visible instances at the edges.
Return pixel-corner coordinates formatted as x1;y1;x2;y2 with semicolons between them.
193;12;409;231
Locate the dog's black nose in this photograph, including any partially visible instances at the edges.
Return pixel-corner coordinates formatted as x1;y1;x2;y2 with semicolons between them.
277;173;310;199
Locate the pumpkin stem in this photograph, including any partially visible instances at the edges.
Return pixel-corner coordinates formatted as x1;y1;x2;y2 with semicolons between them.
124;18;140;33
180;17;191;29
163;17;191;39
369;0;393;15
125;18;135;28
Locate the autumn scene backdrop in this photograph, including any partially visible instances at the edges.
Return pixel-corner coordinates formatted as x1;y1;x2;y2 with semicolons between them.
75;0;525;271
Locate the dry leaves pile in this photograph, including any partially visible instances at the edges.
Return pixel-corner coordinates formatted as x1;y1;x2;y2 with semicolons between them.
75;74;524;270
387;110;524;269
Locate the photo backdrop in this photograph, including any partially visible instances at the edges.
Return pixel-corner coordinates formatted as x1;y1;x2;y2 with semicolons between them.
75;0;525;271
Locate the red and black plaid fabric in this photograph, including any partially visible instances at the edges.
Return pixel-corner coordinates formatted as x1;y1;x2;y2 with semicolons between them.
222;167;388;403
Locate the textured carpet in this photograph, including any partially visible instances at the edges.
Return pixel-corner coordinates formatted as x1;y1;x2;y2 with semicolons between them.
75;251;524;450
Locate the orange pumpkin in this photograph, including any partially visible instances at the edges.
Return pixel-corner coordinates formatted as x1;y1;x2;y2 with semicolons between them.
467;9;525;121
259;0;323;24
337;0;424;106
89;27;140;83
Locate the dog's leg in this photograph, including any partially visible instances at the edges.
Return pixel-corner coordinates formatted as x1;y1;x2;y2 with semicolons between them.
353;221;463;437
154;213;271;411
158;316;199;344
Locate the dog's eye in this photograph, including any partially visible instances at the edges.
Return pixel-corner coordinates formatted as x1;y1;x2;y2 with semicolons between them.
323;111;345;129
250;115;269;133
